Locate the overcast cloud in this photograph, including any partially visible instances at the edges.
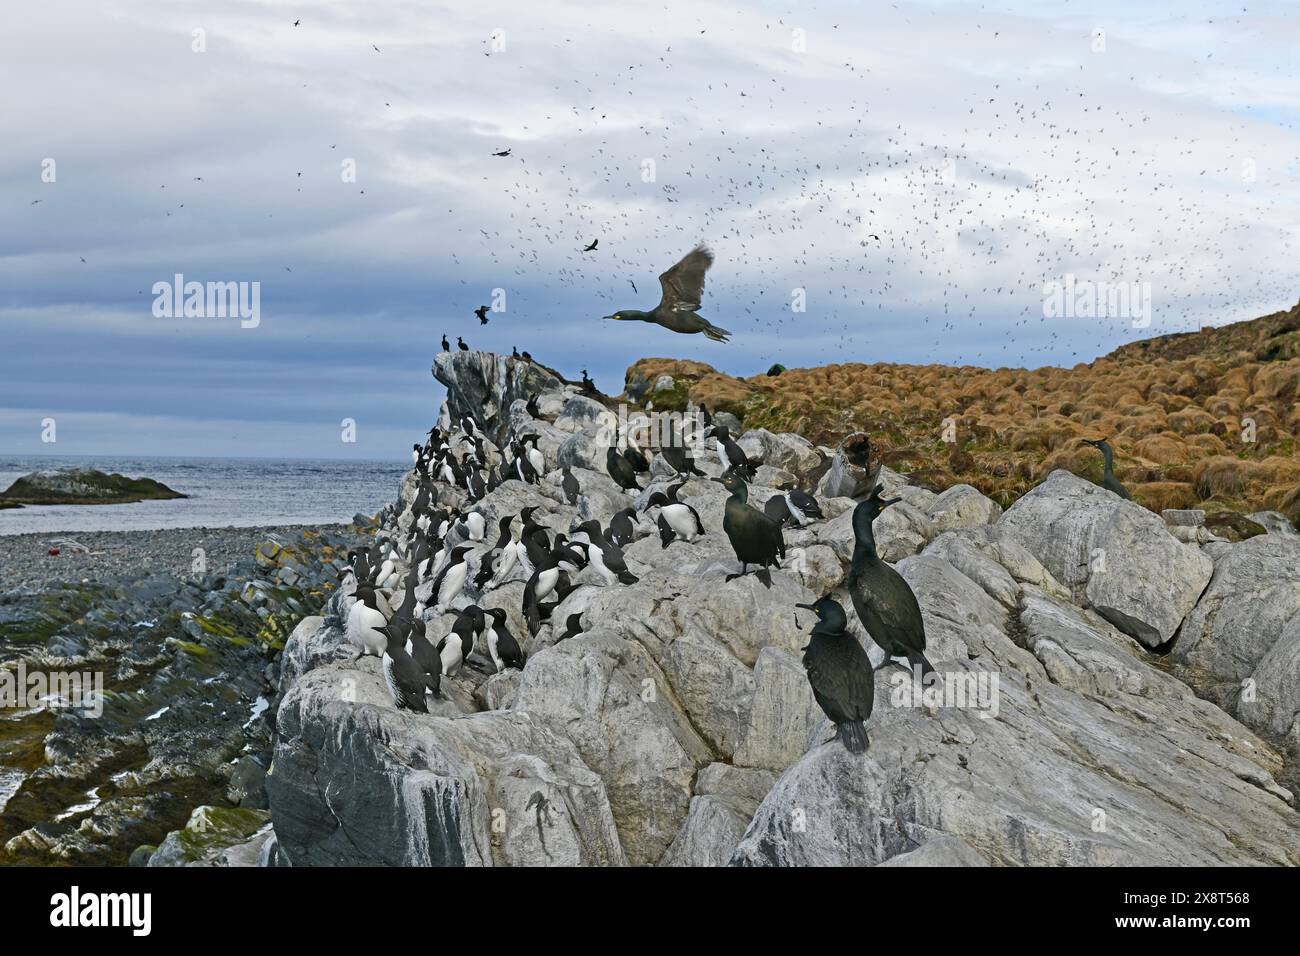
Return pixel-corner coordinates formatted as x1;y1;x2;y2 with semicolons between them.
3;0;1298;459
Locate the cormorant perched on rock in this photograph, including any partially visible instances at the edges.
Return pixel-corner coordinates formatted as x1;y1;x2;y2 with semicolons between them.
606;445;641;492
441;334;450;351
796;597;874;753
602;245;731;342
1081;438;1132;500
457;336;469;351
716;471;785;587
847;485;936;678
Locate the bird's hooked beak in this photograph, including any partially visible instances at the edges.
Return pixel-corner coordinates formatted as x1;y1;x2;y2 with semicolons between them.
795;601;818;613
601;313;624;321
879;496;902;508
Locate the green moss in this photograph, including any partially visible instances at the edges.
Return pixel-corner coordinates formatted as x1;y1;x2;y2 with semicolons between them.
169;806;271;860
0;469;186;506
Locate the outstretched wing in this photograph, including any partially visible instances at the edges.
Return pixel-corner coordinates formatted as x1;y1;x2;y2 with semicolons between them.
657;245;713;313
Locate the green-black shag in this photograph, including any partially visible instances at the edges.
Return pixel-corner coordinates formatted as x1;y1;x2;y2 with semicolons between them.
796;597;874;753
602;245;731;342
716;470;785;587
1081;437;1132;500
605;445;641;493
848;485;936;678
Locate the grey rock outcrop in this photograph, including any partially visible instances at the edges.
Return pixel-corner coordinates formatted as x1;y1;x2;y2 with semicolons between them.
434;350;564;445
264;352;1300;868
999;470;1212;647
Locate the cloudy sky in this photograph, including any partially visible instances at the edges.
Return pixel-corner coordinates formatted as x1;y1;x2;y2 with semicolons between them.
4;0;1298;460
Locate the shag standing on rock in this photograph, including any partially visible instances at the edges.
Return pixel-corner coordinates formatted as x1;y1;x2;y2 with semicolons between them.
441;334;450;351
716;471;785;587
606;444;641;492
1081;437;1132;500
602;245;731;343
796;597;874;753
847;485;936;678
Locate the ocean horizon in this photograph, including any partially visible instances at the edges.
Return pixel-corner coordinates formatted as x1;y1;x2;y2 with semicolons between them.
0;455;408;535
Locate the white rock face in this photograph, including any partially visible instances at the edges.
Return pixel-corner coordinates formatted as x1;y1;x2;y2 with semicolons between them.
265;353;1300;868
1173;533;1300;735
999;470;1213;647
925;483;1003;533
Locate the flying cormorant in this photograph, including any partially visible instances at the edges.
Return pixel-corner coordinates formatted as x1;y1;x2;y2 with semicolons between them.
602;245;731;342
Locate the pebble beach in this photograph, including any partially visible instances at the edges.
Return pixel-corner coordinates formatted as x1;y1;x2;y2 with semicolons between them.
0;524;356;593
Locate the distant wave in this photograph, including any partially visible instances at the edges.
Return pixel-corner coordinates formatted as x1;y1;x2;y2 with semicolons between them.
0;455;408;535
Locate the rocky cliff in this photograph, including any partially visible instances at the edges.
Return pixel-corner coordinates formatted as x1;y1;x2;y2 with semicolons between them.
261;351;1300;867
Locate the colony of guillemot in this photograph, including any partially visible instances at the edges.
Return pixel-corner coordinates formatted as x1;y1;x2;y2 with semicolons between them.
344;350;960;760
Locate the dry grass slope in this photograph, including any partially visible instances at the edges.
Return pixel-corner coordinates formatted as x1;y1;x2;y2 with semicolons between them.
626;302;1300;519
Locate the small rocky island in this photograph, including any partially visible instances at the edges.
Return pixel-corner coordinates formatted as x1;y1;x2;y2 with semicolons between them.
0;468;186;507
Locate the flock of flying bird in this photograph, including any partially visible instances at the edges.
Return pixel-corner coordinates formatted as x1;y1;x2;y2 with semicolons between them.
338;378;943;755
